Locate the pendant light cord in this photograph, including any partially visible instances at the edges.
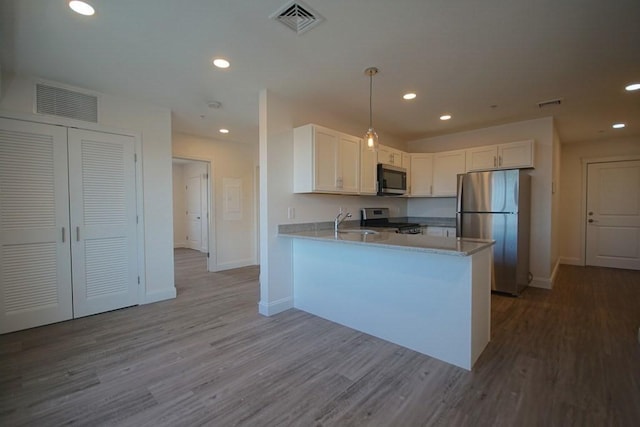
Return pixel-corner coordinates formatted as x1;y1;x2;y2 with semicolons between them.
369;73;373;128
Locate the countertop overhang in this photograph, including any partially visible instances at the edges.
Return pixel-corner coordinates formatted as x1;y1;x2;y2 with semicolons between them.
279;228;494;256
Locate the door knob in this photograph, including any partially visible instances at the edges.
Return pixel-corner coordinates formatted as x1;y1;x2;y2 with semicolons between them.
588;211;594;216
588;219;598;223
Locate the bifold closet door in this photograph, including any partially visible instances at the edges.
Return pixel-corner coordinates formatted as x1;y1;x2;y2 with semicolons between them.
0;118;73;334
68;129;138;318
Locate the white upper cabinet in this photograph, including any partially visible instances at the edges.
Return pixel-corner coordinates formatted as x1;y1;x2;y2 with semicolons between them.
377;144;404;167
360;140;378;195
410;153;434;196
402;152;411;195
466;140;534;171
432;149;466;197
293;124;360;194
339;133;360;193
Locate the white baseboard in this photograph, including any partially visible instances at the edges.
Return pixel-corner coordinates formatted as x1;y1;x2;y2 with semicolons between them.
211;258;255;272
173;242;186;249
530;277;552;290
143;287;177;304
258;297;293;316
550;258;561;287
560;256;583;266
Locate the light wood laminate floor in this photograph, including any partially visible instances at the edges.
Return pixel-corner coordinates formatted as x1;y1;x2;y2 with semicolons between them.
1;249;639;426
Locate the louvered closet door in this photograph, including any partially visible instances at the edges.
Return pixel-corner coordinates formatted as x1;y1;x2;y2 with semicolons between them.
0;118;72;333
68;129;138;318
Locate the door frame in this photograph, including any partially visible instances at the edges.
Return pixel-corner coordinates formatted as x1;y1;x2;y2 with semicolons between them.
580;155;640;266
172;156;214;272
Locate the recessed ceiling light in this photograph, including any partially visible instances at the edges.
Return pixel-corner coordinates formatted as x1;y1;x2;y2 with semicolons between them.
69;1;95;16
213;58;230;69
219;128;230;134
440;114;452;121
612;123;625;129
625;83;640;91
403;93;417;100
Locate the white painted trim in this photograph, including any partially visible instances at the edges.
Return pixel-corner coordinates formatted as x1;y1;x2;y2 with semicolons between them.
212;258;256;272
580;155;640;267
550;258;561;287
172;156;215;272
143;287;177;304
560;256;583;266
258;297;293;316
530;277;552;290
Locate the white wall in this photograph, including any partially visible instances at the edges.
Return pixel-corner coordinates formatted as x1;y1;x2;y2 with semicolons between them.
559;136;640;265
407;117;557;289
407;197;456;218
259;90;408;316
0;73;176;303
172;132;257;270
172;163;187;248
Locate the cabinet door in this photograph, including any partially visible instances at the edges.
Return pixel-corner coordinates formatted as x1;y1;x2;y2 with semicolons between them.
433;150;466;196
377;145;393;165
498;140;534;169
445;227;457;238
313;128;339;192
360;139;377;195
0;118;73;333
68;129;139;318
338;134;360;193
425;226;445;237
466;145;498;171
410;153;434;196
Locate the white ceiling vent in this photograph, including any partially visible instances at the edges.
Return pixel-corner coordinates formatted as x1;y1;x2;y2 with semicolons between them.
271;1;324;35
35;83;98;123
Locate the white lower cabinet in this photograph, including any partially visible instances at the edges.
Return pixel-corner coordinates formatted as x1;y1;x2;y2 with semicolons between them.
0;117;139;333
424;226;457;238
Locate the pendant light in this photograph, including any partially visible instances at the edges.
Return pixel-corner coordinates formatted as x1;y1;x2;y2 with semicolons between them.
364;67;379;151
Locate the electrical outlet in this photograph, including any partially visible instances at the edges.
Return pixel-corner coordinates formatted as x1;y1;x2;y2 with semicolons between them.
287;207;295;219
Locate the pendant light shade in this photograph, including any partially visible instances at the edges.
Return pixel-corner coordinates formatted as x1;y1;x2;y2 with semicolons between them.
364;67;379;151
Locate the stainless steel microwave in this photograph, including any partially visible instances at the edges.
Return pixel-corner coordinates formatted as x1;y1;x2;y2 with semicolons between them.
377;164;407;196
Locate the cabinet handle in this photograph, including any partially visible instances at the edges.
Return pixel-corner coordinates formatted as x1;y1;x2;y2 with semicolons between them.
76;226;80;242
430;185;432;195
499;155;503;166
62;227;66;243
494;156;497;167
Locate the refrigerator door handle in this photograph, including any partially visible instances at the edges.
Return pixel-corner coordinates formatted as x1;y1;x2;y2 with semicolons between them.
456;174;464;213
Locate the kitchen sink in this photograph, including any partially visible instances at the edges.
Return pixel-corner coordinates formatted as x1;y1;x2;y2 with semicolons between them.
338;229;379;235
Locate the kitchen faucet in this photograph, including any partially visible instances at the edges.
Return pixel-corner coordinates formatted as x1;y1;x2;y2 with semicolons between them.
334;211;352;232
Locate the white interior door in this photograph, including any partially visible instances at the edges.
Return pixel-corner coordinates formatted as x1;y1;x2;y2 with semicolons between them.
0;118;73;333
586;160;640;270
186;175;202;250
68;129;138;318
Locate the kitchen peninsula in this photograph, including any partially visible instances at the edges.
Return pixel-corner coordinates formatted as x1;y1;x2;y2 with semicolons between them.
280;226;494;370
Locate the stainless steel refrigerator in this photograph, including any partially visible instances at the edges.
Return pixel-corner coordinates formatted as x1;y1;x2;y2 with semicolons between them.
456;169;531;295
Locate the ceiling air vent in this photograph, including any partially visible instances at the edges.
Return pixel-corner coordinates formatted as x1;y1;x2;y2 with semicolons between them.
537;98;563;108
271;1;324;35
35;83;98;123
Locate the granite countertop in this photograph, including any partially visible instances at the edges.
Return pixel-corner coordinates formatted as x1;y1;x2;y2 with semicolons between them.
279;227;494;257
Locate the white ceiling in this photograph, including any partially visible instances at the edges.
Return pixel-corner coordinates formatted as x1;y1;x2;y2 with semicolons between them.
2;0;639;144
